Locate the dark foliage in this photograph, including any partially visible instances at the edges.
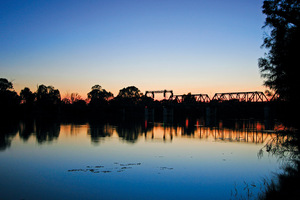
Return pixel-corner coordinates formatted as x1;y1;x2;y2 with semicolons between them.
110;86;144;108
88;85;113;105
0;78;20;117
20;87;35;104
258;0;300;103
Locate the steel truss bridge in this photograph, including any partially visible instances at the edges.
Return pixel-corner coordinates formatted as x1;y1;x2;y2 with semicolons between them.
145;90;273;103
211;91;269;102
145;90;174;99
171;94;210;103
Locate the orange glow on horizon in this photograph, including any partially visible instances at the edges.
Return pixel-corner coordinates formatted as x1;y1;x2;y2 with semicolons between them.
13;79;267;103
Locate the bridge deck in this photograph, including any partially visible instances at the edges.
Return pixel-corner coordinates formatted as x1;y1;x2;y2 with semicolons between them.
145;90;272;102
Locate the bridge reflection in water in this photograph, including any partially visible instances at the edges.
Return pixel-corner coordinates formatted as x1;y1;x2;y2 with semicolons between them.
144;119;281;144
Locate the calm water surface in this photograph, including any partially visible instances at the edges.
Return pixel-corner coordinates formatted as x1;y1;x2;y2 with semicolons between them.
0;119;283;200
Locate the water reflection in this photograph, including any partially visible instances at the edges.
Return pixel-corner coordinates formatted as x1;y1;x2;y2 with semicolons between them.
256;128;300;199
0;120;18;150
0;118;288;200
0;118;284;151
19;119;34;141
143;119;280;144
116;121;144;143
35;119;60;144
88;121;113;144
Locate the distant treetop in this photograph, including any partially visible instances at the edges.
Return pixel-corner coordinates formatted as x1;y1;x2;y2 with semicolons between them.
117;86;143;99
0;78;13;91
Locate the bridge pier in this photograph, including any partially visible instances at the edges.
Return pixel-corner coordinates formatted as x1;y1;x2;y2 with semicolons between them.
145;107;154;122
205;105;217;126
163;107;174;123
145;106;174;123
264;104;270;120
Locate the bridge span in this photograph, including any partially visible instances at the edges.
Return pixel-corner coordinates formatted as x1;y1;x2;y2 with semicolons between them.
145;90;273;103
211;91;269;102
171;94;210;103
145;90;173;99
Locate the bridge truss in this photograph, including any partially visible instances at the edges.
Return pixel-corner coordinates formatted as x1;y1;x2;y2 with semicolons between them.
145;90;274;103
211;91;268;102
145;90;173;99
171;94;211;103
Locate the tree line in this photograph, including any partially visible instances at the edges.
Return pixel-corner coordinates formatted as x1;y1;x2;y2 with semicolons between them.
0;78;156;117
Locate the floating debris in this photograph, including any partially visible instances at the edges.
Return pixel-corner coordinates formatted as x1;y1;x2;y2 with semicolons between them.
101;170;111;173
68;162;142;174
120;162;141;166
160;167;173;170
121;167;132;169
68;169;87;172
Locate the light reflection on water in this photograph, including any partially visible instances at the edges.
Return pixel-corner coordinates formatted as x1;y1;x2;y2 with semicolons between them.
0;119;283;200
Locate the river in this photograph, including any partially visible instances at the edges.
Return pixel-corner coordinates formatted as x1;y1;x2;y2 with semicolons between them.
0;118;284;199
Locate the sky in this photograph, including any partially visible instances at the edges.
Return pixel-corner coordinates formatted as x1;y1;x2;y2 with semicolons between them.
0;0;267;99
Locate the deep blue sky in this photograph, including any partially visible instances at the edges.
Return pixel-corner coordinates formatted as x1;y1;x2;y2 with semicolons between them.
0;0;266;98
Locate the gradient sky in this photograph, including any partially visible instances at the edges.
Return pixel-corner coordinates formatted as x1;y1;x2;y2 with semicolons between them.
0;0;267;99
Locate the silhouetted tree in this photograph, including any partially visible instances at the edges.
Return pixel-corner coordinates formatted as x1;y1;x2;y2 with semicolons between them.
36;85;61;105
61;97;71;105
117;86;143;99
72;99;87;114
0;78;20;116
265;89;274;98
115;86;143;106
35;84;61;113
20;87;35;105
258;0;300;102
61;93;87;116
0;78;13;91
70;93;82;104
87;85;113;105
